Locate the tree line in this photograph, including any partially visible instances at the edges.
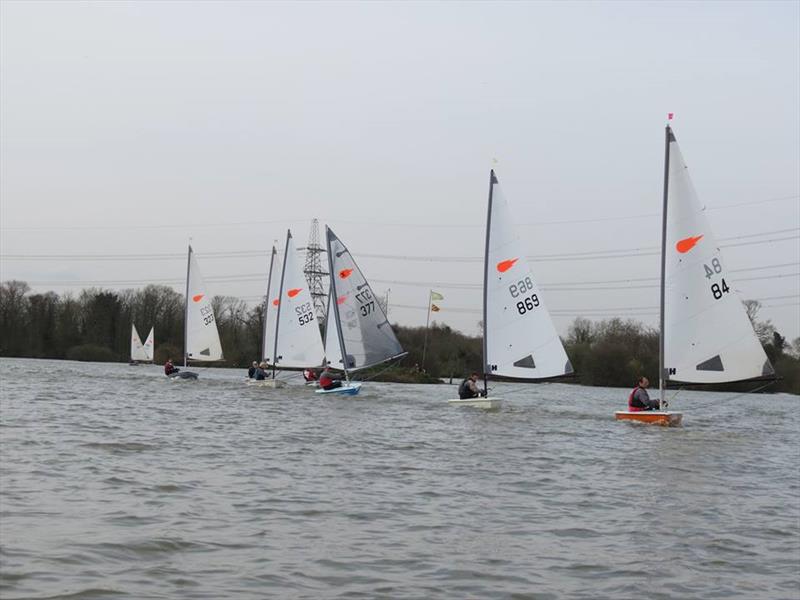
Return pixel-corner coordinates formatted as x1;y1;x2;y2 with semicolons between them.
1;280;797;394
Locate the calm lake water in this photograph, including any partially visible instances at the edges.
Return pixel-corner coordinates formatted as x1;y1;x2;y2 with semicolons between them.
1;357;798;599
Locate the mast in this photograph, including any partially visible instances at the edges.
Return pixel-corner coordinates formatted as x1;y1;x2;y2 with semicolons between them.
183;245;191;368
272;231;291;380
262;246;277;361
659;125;672;409
482;170;497;394
326;226;350;383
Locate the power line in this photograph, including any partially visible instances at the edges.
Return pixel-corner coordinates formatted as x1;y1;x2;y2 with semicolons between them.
2;194;797;232
3;228;796;263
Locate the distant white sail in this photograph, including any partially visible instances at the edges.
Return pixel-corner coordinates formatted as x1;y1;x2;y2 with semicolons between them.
185;246;224;362
323;281;347;369
484;170;572;380
663;128;772;383
262;246;282;364
130;324;148;362
272;231;325;369
143;327;154;362
326;227;405;372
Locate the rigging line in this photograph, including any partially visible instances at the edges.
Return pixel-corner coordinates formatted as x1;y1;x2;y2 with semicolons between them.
2;194;797;233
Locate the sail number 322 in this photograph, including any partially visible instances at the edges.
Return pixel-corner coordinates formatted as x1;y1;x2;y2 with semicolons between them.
510;277;539;314
704;258;730;300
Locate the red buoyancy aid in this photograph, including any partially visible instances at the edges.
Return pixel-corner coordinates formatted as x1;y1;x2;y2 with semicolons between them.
628;387;645;411
319;373;333;388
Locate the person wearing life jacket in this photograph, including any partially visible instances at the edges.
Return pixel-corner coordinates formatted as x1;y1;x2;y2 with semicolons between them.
248;361;258;379
458;372;485;399
303;368;318;383
319;365;342;390
254;362;268;381
628;376;660;411
164;358;179;376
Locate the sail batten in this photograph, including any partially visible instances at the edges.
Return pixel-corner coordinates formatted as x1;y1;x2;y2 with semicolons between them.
483;170;571;381
662;127;772;384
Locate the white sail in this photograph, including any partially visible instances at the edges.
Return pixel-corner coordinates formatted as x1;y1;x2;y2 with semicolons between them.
326;227;406;372
484;170;573;380
143;327;154;362
663;128;772;383
185;246;224;362
323;282;346;369
130;324;148;362
272;231;325;369
262;246;282;364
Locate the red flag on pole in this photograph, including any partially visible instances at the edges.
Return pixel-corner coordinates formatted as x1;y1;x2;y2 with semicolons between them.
668;112;674;120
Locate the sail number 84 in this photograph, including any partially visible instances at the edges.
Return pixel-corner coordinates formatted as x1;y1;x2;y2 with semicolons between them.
704;258;730;300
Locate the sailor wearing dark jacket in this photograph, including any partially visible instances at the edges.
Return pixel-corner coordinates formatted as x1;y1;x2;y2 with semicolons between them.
628;377;661;411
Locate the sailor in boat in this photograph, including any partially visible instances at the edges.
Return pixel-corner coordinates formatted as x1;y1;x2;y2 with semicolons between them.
303;368;318;383
247;361;258;379
627;377;662;411
458;373;487;400
164;358;180;377
319;365;343;391
253;362;268;381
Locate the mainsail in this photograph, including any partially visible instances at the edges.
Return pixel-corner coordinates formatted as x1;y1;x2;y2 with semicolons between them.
272;231;325;369
184;245;224;364
262;246;282;363
130;324;148;362
662;126;773;384
143;327;154;362
323;284;348;369
484;170;572;380
325;226;406;372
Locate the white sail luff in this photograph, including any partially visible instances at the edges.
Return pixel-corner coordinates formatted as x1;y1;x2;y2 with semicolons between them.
262;247;282;363
484;170;572;380
185;246;224;362
143;327;154;362
272;231;325;369
663;127;773;383
323;283;346;369
130;324;148;362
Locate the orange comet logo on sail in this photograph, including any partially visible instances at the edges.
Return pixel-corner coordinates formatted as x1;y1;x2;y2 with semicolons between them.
287;288;302;298
192;294;205;303
339;268;353;279
337;295;347;305
496;258;518;273
676;235;704;253
272;298;279;306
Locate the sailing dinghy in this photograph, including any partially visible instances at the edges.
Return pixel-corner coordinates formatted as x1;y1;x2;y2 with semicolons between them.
318;226;407;395
247;245;288;388
172;245;223;380
615;125;774;426
129;324;148;364
448;170;573;408
257;231;325;388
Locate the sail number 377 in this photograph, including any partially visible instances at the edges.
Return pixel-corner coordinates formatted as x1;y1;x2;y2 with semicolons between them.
509;277;539;315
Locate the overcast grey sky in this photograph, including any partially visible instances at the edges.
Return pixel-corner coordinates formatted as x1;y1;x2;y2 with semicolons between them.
1;0;798;339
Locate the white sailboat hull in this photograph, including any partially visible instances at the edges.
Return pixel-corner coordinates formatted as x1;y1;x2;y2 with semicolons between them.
447;397;503;409
246;379;288;389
